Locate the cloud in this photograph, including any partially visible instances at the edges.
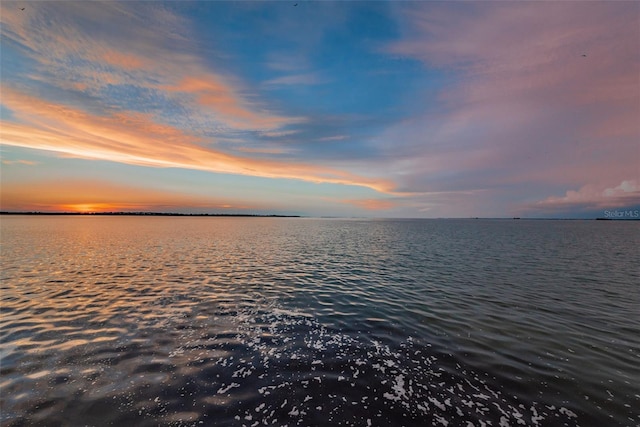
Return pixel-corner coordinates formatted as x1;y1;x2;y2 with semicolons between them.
259;130;299;138
2;2;636;218
318;135;348;142
340;198;397;211
0;2;398;194
100;49;146;70
375;2;639;215
264;72;328;86
1;159;38;166
0;1;300;132
0;88;394;193
163;75;304;131
524;180;640;215
234;146;292;155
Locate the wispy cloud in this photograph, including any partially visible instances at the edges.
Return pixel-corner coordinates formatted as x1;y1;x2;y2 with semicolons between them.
265;72;328;86
341;198;396;211
0;2;300;133
163;75;304;131
376;2;639;215
0;2;399;194
1;159;38;166
2;2;636;217
234;146;292;155
318;135;348;142
259;130;299;138
1;88;394;193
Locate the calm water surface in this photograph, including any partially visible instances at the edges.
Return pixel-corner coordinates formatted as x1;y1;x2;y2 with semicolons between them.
1;216;638;426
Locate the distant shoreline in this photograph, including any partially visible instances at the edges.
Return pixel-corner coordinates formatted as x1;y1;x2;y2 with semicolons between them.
0;211;301;218
1;212;638;220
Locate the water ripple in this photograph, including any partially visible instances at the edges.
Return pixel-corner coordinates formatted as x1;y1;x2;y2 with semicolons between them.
1;216;638;426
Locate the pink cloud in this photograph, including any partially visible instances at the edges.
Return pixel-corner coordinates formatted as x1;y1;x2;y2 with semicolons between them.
526;180;640;214
340;198;396;211
377;2;639;215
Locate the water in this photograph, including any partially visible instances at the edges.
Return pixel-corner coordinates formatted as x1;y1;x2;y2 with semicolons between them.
1;216;638;426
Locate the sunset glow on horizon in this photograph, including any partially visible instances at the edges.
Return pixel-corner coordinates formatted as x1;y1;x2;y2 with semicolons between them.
1;1;638;217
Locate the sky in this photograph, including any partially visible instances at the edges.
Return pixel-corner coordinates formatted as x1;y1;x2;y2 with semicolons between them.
1;1;638;218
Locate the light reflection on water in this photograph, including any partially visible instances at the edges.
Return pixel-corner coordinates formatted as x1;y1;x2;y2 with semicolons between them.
1;216;638;426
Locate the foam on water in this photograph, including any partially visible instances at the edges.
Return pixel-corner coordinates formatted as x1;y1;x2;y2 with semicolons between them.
134;297;583;426
1;289;586;426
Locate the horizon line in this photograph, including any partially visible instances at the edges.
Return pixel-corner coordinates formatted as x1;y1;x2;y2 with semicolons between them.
1;211;638;221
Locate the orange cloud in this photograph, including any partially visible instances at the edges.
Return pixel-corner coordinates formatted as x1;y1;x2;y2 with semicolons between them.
0;2;300;132
1;159;38;166
0;88;394;193
101;50;146;70
164;76;302;131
